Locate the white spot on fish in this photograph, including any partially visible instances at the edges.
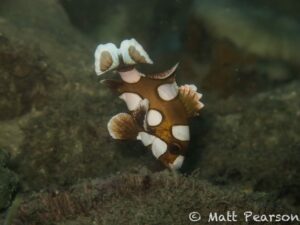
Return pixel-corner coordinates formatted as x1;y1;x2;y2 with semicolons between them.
172;125;190;141
119;92;142;111
157;82;178;101
151;137;167;158
119;68;142;83
169;155;184;170
137;132;155;146
147;109;163;126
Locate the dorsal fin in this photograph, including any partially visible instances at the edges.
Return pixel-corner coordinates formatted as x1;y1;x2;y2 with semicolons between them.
179;84;204;117
147;63;179;80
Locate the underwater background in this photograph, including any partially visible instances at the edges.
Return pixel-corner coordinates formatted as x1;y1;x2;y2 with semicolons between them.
0;0;300;224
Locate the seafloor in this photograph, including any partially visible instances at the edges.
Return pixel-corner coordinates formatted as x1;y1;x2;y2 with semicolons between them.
0;0;300;224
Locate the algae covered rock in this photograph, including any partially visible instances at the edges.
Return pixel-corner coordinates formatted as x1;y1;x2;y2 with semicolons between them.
193;81;300;207
14;90;151;190
0;0;150;191
9;169;298;225
0;0;93;78
0;33;63;120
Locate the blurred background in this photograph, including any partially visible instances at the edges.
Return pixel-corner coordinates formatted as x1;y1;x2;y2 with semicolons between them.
0;0;300;224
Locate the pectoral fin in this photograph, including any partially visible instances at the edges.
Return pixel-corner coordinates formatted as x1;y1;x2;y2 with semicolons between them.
107;113;140;140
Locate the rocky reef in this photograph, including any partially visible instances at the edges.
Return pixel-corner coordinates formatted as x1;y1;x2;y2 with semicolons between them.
5;169;299;225
0;0;299;224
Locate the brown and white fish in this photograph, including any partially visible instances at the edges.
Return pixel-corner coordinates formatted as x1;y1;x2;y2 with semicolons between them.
94;38;204;170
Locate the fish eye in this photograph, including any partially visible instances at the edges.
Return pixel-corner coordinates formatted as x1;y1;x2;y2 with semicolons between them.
169;143;181;155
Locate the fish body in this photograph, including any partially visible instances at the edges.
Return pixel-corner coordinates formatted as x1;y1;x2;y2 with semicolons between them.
94;38;204;170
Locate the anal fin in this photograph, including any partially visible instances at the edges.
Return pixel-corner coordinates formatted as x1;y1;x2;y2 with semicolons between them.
107;113;140;140
179;84;204;117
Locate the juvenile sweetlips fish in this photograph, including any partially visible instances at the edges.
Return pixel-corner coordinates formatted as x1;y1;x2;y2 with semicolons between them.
94;38;204;170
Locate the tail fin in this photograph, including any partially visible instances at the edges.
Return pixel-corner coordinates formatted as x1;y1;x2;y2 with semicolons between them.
94;43;120;75
119;38;153;65
94;38;153;76
107;113;140;140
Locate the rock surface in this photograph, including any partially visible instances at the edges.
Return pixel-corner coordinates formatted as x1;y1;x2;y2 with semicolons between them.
7;170;300;225
191;81;300;207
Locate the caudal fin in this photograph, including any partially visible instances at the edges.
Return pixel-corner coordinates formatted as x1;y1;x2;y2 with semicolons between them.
94;43;119;76
119;38;153;65
94;38;153;76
